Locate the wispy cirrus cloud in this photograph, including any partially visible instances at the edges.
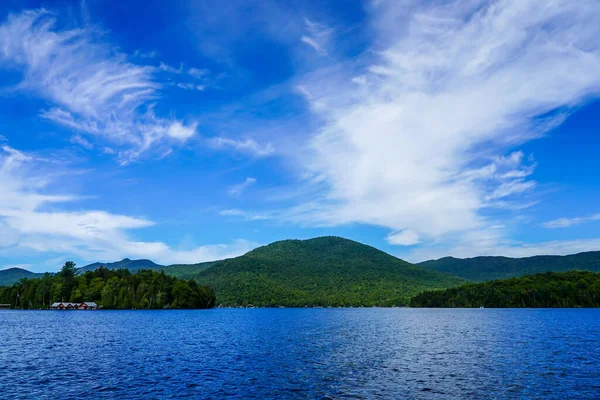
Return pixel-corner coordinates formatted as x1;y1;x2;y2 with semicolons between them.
542;214;600;229
407;237;600;263
159;62;210;91
0;9;198;163
0;145;257;270
228;177;257;196
292;0;600;254
219;208;271;221
208;137;275;157
301;18;332;55
70;134;94;150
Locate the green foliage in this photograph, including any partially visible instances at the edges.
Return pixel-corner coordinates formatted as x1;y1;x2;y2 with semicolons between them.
0;264;215;309
419;252;600;281
59;261;77;279
161;261;219;280
0;259;215;287
410;271;600;308
191;236;465;307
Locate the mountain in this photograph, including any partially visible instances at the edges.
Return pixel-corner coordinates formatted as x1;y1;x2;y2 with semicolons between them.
161;261;221;279
78;258;164;273
193;236;466;307
410;271;600;308
79;259;220;279
0;268;44;286
418;251;600;281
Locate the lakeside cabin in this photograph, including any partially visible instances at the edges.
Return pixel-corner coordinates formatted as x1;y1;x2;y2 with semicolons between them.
50;301;98;310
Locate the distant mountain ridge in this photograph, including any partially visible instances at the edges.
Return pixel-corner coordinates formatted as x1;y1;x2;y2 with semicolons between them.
418;251;600;281
0;268;44;286
78;258;164;273
3;240;600;300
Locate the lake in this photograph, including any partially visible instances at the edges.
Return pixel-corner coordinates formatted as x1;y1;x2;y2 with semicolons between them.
1;309;599;399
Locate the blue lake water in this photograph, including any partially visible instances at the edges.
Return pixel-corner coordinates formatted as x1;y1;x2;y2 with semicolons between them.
1;308;599;399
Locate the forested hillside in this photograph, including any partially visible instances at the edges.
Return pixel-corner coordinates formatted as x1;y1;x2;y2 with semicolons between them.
162;261;220;280
410;271;600;308
194;236;465;307
0;262;215;309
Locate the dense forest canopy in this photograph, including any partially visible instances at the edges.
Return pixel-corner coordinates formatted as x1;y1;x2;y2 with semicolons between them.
192;236;465;307
410;271;600;308
0;262;215;309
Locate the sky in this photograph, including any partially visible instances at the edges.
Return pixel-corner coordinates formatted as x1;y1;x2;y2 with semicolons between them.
1;0;600;272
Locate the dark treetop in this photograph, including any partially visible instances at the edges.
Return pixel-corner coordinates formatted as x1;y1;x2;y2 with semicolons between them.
0;262;215;309
410;270;600;308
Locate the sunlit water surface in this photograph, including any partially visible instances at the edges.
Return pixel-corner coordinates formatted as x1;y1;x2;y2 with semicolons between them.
1;308;599;399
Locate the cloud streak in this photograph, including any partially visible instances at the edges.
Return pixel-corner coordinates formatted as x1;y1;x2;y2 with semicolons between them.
407;238;600;263
208;137;275;157
294;0;600;253
0;9;197;163
219;208;271;221
301;18;332;55
542;214;600;229
228;177;257;196
0;145;257;270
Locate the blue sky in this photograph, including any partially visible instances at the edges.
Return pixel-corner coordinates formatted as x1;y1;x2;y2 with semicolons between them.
1;0;600;272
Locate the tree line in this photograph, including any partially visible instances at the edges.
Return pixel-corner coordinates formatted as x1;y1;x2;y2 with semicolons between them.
410;271;600;308
0;262;215;309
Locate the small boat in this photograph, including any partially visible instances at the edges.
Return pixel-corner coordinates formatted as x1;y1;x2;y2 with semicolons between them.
480;306;484;309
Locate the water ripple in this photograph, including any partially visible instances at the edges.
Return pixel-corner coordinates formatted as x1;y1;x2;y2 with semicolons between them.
0;309;599;399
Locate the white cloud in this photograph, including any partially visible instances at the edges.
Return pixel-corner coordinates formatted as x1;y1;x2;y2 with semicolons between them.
0;145;257;269
219;208;270;221
542;214;600;229
161;63;210;91
148;239;258;265
167;121;197;140
387;230;420;246
70;134;94;149
157;148;173;160
301;36;326;55
0;9;197;162
208;137;275;157
159;62;183;74
228;177;257;196
159;63;209;80
176;82;205;91
133;49;157;59
408;237;600;263
187;67;209;79
301;18;332;55
295;0;600;249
